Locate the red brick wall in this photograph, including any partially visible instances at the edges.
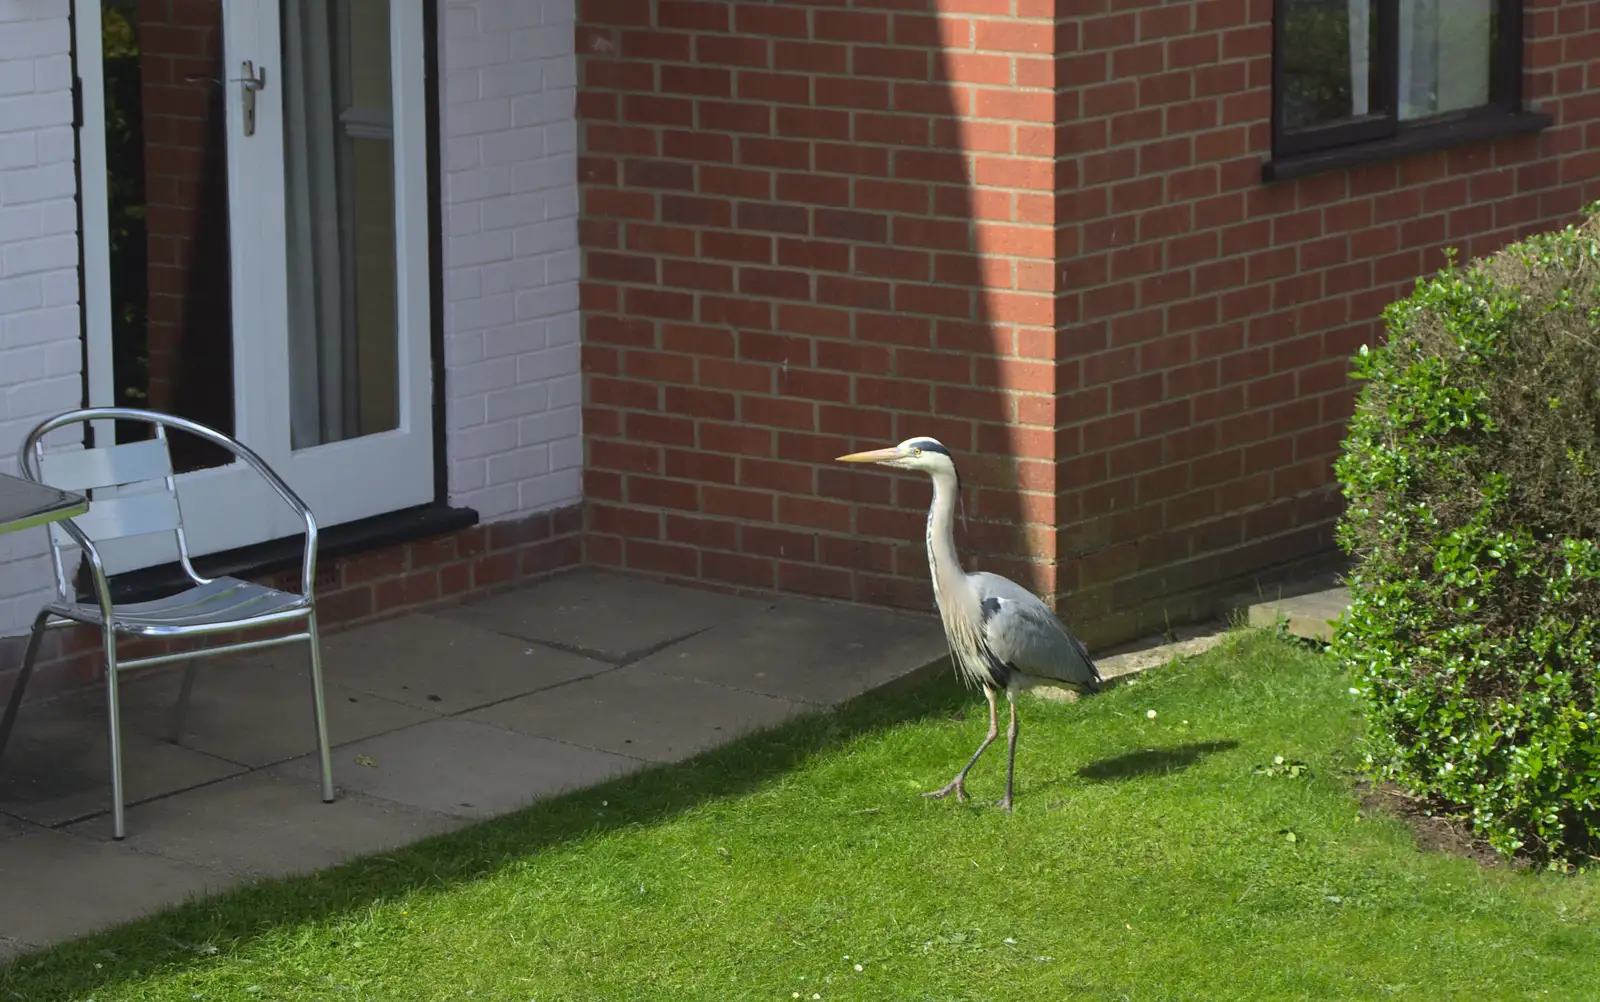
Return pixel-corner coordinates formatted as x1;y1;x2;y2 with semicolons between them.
1055;0;1600;641
578;0;1065;613
579;0;1600;647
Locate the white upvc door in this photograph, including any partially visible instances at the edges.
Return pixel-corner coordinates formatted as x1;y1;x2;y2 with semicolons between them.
265;0;436;534
76;0;434;570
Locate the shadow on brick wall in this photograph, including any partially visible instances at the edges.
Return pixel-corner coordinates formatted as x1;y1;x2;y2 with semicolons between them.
577;0;1058;614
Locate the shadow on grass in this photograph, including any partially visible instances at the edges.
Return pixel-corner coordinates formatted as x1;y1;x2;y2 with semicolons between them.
1076;741;1240;783
0;660;974;998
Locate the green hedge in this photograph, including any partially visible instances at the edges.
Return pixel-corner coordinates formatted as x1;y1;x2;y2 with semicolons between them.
1332;210;1600;864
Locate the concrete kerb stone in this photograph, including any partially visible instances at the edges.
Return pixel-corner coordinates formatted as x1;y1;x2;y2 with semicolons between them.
1029;620;1232;703
1242;587;1351;643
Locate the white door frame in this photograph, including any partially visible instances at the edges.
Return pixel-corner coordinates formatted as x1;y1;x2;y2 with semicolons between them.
74;0;435;571
74;3;113;426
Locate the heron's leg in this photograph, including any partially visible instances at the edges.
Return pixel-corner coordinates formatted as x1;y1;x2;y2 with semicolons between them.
923;686;999;803
996;688;1019;812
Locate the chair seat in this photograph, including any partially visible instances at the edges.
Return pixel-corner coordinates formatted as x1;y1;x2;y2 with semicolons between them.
52;577;311;637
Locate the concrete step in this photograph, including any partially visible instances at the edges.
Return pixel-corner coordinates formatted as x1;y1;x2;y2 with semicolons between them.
1240;584;1351;642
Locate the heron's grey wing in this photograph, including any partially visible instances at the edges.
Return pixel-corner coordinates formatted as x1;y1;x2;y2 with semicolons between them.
970;572;1101;692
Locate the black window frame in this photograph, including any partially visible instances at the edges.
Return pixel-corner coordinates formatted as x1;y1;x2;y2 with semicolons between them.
1266;0;1546;180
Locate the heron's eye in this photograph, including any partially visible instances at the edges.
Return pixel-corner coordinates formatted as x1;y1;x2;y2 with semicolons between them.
912;447;922;456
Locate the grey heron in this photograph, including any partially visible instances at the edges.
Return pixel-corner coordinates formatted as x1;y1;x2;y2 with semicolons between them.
837;437;1101;811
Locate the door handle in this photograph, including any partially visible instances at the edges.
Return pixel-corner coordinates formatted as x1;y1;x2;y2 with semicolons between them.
233;60;267;137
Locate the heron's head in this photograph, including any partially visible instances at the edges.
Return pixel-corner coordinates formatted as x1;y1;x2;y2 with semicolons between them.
836;437;958;477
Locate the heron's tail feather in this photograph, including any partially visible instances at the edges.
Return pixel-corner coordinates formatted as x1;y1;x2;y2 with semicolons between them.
1073;637;1103;694
1086;662;1103;694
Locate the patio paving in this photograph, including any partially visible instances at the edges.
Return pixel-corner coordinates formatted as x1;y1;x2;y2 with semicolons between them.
0;567;948;955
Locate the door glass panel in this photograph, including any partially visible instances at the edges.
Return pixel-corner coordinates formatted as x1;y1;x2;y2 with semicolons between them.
103;0;235;471
281;0;400;450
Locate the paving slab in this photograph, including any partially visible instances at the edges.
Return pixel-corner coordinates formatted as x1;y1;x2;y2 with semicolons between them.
438;567;772;662
631;596;948;705
116;656;435;768
0;936;31;962
0;812;29;842
256;612;612;715
272;718;644;820
0;828;227;945
0;692;245;828
464;664;812;763
66;771;464;877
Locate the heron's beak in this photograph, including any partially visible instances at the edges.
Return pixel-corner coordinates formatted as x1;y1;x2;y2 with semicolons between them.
835;446;904;464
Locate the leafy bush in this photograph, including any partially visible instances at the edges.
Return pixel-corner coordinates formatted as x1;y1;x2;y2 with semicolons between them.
1333;209;1600;864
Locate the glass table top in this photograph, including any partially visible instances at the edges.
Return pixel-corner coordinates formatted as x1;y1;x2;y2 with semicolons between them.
0;472;88;536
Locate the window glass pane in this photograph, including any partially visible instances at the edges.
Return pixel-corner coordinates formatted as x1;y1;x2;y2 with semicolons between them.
282;0;400;450
105;0;235;472
1399;0;1494;120
1280;0;1380;131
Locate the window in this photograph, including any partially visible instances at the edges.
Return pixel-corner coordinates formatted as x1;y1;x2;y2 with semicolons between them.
1272;0;1529;164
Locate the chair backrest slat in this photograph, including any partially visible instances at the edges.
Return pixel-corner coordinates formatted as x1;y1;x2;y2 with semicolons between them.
93;533;181;577
61;490;182;542
37;439;173;492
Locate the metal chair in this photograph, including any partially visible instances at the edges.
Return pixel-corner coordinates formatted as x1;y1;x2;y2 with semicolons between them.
0;408;335;839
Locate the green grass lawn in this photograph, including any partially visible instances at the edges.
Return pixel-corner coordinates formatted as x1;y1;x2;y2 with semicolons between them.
4;629;1599;1001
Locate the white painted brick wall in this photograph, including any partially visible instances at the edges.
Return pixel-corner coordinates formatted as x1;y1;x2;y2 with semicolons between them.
440;0;582;522
0;0;81;638
0;0;582;637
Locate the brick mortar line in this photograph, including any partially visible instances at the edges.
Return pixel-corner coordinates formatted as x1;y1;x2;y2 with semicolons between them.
585;489;1316;525
600;32;1232;51
598;183;1016;206
582;254;1541;309
582;326;1373;386
580;383;1335;428
579;250;1420;300
586;378;1058;401
585;462;1331;511
582;462;1290;508
583;123;1252;153
580;522;1327;585
579;188;1566;236
580;440;1339;476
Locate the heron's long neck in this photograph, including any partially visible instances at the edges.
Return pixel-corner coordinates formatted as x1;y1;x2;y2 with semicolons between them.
926;469;970;609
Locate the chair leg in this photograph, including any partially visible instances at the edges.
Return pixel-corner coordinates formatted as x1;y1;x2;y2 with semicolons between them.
0;610;52;768
167;658;199;745
101;627;127;840
305;612;335;803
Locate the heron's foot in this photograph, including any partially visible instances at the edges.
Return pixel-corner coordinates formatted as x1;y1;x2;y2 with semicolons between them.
995;795;1013;813
922;778;968;803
